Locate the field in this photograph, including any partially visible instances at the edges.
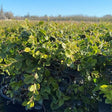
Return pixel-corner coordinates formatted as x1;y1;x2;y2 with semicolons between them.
0;20;112;112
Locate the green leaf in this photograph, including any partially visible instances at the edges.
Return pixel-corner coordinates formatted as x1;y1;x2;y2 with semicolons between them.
26;59;32;66
24;47;31;52
38;21;44;26
15;61;22;70
22;101;27;106
62;43;66;49
34;73;39;79
24;74;34;84
27;101;35;108
93;78;97;83
30;102;34;108
44;86;51;94
63;95;70;101
59;99;64;107
28;83;36;92
45;69;50;76
35;51;40;56
56;90;62;99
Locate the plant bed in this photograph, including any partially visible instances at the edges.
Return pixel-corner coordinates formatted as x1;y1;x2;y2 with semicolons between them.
1;21;112;111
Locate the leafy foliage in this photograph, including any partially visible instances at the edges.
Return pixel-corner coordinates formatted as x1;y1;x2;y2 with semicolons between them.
0;20;112;111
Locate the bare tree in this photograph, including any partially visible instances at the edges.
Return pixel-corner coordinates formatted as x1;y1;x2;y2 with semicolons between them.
5;12;14;19
0;5;7;20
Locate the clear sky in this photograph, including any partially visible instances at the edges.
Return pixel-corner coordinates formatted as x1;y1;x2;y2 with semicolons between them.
0;0;112;17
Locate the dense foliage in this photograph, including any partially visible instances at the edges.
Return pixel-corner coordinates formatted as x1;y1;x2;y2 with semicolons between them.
0;20;112;112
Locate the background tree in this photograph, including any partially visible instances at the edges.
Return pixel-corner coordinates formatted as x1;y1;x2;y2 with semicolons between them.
5;12;14;19
0;6;6;20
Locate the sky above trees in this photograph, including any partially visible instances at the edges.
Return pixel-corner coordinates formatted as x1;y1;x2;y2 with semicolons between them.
0;0;112;17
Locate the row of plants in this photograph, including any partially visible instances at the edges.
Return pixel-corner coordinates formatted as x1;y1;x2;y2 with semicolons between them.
0;20;112;112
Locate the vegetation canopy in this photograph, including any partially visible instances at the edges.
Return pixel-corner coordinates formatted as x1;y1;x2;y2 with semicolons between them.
0;20;112;111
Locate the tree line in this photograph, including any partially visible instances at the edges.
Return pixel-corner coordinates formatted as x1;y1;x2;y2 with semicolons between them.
1;6;112;22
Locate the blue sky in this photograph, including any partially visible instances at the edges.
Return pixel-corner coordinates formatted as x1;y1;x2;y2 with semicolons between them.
0;0;112;17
